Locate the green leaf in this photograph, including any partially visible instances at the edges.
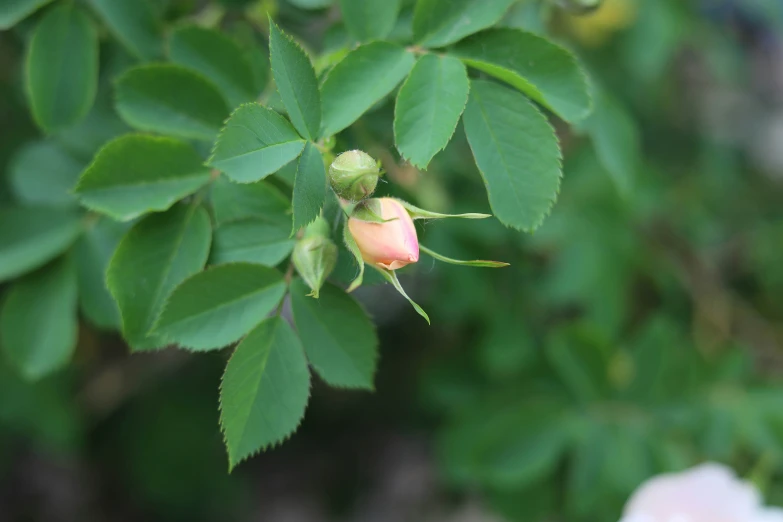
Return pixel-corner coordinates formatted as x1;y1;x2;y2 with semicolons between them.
74;134;212;221
292;142;326;233
320;42;415;136
220;316;310;469
9;140;84;207
169;25;258;108
55;92;130;159
88;0;162;60
288;0;333;8
25;4;98;133
342;221;364;292
375;267;429;324
211;176;291;227
153;263;287;351
269;21;321;141
115;64;229;141
581;89;639;196
0;256;78;381
478;408;571;488
439;402;571;489
209;103;306;183
413;0;516;48
546;327;610;403
339;0;400;42
394;54;469;169
107;204;212;350
450;29;591;123
291;279;378;389
0;207;82;283
0;0;54;29
462;80;562;231
212;220;295;266
420;245;508;268
74;219;128;330
395;199;490;220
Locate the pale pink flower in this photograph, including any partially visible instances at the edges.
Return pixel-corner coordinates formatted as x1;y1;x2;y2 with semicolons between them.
621;463;783;522
348;198;419;270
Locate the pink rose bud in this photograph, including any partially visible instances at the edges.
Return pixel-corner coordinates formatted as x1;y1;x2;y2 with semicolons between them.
621;463;783;522
348;198;419;270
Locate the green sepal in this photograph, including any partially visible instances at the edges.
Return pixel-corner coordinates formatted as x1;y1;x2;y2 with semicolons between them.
343;221;364;292
293;218;338;299
350;199;398;224
420;244;509;268
373;266;430;324
395;199;491;220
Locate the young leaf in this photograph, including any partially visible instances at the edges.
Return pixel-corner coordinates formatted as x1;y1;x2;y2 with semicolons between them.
374;267;430;324
0;0;54;29
74;219;129;330
220;316;310;470
291;279;378;389
412;0;516;48
209;103;306;183
115;64;229;141
339;0;401;42
343;221;365;292
26;3;98;133
395;199;490;220
169;25;258;108
462;80;562;232
450;29;591;123
153;263;287;351
292;142;327;233
9;140;84;207
212;220;296;267
0;256;78;381
269;21;321;140
0;207;82;283
420;245;509;268
320;42;415;137
394;54;469;169
88;0;162;60
581;90;639;196
107;204;212;351
74;134;212;221
211;176;291;227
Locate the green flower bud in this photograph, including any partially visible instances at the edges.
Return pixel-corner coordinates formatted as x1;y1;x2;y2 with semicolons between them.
292;218;338;299
328;150;380;202
555;0;603;14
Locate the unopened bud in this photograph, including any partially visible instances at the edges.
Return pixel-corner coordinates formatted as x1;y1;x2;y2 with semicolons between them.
347;198;419;270
555;0;603;14
293;218;338;298
328;150;380;202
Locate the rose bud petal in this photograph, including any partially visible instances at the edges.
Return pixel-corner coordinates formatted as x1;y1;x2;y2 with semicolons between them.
620;463;781;522
348;198;419;270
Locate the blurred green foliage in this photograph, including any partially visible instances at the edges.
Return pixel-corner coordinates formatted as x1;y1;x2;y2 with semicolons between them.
2;0;783;521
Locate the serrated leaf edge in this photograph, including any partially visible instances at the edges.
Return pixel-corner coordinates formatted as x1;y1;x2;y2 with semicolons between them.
149;261;287;351
290;278;379;391
206;102;307;184
218;315;312;471
463;80;563;233
393;54;470;170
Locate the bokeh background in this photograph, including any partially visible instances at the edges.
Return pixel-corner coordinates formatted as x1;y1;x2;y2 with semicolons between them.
2;0;783;521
